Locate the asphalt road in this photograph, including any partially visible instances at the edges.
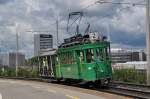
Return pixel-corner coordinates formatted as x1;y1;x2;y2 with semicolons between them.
0;79;131;99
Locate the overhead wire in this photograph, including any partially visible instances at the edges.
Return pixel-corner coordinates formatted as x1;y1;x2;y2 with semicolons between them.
80;0;146;12
62;0;146;36
95;0;146;6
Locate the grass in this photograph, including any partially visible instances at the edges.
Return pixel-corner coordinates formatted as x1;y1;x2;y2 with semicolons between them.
0;67;147;85
0;67;39;78
113;69;146;84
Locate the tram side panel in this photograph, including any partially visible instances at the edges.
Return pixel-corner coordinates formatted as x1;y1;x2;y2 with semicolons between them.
55;51;81;80
55;42;113;84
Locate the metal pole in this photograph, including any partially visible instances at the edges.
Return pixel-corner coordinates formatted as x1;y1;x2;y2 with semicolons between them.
16;30;19;77
56;20;59;45
146;0;150;85
38;50;40;76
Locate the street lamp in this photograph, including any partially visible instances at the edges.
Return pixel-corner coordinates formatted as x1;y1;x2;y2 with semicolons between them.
146;0;150;85
15;23;19;77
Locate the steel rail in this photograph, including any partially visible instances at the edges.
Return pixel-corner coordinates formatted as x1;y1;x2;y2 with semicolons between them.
106;83;150;99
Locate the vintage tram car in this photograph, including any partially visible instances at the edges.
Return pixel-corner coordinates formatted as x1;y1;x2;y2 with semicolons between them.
40;32;112;86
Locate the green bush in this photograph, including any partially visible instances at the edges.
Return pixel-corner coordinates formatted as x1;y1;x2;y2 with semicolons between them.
0;67;39;78
30;69;39;77
0;69;2;76
18;68;30;77
6;68;16;77
0;68;16;77
113;69;146;84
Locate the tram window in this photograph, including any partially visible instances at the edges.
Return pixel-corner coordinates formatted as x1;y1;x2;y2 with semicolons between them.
56;56;59;64
71;51;76;64
60;51;77;64
80;51;84;62
67;52;72;64
70;52;72;64
96;48;103;61
86;49;94;63
60;54;63;63
69;52;71;64
68;52;72;64
67;52;69;64
73;52;76;63
105;48;108;59
61;52;74;64
104;48;110;59
62;53;66;64
64;52;67;64
61;54;63;63
65;52;70;64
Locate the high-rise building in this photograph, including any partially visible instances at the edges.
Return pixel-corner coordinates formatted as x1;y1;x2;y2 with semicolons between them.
0;52;25;67
34;34;53;56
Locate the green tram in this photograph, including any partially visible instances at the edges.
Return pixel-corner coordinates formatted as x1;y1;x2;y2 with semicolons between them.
39;12;112;86
55;33;112;86
39;33;112;86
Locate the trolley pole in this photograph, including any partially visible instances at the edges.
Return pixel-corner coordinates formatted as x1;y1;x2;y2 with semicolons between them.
146;0;150;85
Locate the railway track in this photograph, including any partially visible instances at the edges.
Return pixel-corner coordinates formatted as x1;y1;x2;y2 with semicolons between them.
1;77;150;99
104;82;150;99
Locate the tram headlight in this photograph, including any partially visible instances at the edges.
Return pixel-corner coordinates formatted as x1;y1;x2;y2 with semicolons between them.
88;67;92;70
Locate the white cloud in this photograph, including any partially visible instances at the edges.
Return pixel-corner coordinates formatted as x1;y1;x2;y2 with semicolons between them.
111;6;145;34
0;0;146;58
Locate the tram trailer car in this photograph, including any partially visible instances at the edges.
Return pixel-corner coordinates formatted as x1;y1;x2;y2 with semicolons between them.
55;34;112;86
39;49;56;78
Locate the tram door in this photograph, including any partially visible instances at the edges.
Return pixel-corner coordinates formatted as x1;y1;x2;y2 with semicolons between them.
76;50;85;79
49;55;55;77
40;56;55;77
41;57;49;77
95;47;111;79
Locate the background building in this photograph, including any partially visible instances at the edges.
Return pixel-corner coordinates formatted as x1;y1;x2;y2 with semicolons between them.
111;48;131;63
34;34;53;56
111;48;146;63
131;51;146;61
0;52;25;67
112;61;147;70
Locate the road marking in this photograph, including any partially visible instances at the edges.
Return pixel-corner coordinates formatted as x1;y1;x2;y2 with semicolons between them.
66;94;79;99
0;93;2;99
32;86;41;89
9;81;16;84
19;83;28;86
47;89;56;93
32;85;48;89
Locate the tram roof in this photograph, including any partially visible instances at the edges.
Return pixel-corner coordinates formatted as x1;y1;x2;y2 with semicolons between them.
58;41;110;52
40;49;56;56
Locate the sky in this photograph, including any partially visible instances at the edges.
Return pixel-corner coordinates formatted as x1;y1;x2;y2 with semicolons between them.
0;0;146;58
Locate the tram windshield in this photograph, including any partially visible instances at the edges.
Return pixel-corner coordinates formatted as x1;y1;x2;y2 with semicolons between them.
96;47;110;61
